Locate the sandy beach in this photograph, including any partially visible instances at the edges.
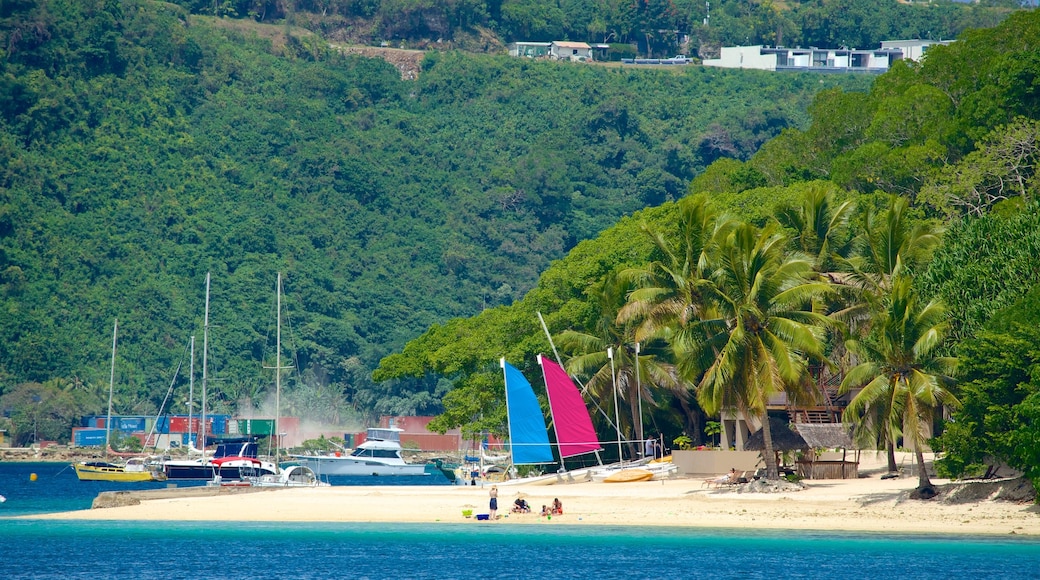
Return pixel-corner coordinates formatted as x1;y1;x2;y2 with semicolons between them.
29;460;1040;536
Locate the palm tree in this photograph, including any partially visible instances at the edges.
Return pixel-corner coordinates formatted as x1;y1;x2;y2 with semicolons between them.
834;195;945;473
839;195;941;296
616;194;734;444
775;182;855;273
676;221;833;480
619;194;734;343
556;269;681;458
839;275;958;496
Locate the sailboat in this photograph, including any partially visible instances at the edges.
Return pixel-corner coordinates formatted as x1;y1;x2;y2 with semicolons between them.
161;273;277;480
489;356;604;486
73;319;166;482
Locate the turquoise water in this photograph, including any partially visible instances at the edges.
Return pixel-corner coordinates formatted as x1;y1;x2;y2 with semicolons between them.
3;462;1040;579
0;461;447;517
1;520;1039;579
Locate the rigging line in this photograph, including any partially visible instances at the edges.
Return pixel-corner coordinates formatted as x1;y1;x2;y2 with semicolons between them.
281;297;302;377
536;313;615;432
148;338;190;452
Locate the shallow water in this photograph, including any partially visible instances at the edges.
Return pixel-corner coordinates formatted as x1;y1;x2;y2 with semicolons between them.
3;462;1039;579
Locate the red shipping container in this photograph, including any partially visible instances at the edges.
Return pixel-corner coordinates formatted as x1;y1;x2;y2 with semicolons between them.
169;417;203;434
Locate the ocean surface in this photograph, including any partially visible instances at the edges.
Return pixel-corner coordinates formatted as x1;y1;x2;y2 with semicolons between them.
3;462;1040;579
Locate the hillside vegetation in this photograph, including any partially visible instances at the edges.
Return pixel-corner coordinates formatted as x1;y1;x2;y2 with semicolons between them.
0;0;870;436
167;0;1018;60
374;11;1040;487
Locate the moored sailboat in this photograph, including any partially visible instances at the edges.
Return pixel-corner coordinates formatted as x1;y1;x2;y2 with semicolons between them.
73;319;165;482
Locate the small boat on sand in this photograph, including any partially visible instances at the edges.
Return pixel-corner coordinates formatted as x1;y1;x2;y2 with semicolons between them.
602;468;654;483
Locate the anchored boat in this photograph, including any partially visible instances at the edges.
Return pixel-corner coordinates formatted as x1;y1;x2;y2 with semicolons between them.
291;427;428;477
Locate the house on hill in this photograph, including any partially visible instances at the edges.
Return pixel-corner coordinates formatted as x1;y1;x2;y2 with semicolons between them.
703;44;903;73
508;41;551;58
551;41;592;61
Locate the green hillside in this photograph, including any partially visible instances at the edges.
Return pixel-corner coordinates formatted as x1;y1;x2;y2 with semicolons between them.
374;11;1040;486
0;0;871;437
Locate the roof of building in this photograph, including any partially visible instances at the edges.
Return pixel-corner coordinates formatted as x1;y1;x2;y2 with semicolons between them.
552;41;592;49
793;423;855;449
744;417;809;451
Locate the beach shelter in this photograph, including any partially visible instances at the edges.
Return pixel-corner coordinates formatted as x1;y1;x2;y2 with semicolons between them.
792;423;859;479
744;416;809;472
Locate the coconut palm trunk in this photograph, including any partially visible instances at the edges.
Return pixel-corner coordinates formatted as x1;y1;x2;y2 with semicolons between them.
760;411;779;479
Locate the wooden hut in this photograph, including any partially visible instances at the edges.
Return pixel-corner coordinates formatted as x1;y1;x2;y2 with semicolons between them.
792;423;859;479
744;416;809;475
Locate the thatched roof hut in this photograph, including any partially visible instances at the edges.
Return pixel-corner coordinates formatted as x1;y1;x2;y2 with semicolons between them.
744;416;808;451
793;423;855;449
791;423;860;479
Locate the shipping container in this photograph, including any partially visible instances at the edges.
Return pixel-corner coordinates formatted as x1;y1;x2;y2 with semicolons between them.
72;427;107;447
209;414;230;435
118;417;146;433
237;419;275;435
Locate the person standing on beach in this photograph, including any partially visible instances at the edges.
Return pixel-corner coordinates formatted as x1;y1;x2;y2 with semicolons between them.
489;485;498;519
644;437;655;459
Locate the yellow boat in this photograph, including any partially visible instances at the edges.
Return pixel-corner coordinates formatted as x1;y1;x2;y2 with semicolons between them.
73;459;166;482
602;468;654;483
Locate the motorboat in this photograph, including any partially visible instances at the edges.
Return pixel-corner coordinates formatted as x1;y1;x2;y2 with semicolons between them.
291;427;428;476
162;438;278;480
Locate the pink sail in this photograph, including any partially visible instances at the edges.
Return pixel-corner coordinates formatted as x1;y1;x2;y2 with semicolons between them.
539;355;602;459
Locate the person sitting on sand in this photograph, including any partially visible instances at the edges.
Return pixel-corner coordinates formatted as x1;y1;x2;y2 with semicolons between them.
512;498;530;513
551;498;563;515
540;504;551;517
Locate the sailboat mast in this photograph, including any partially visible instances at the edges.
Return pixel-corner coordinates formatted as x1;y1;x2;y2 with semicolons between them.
537;354;560;461
275;272;281;459
608;347;622;463
499;358;511;470
105;318;118;457
187;335;195;450
635;341;643;444
201;272;210;451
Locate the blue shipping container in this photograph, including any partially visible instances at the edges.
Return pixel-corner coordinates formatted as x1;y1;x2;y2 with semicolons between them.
118;417;146;432
73;428;107;447
209;415;229;435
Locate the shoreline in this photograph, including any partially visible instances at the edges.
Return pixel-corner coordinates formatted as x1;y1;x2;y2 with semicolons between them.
19;474;1040;537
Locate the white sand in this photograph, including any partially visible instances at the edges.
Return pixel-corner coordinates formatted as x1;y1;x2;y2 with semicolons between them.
30;470;1039;536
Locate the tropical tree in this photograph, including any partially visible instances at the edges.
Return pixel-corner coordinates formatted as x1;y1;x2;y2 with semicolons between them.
619;194;734;346
676;220;833;479
839;275;959;497
556;269;681;458
617;194;734;444
774;182;855;274
838;195;942;296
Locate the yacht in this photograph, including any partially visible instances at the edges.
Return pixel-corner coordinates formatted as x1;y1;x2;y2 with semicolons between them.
162;438;278;480
292;427;428;476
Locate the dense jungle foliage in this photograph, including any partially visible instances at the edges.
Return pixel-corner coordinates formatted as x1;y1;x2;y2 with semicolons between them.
0;0;875;443
170;0;1020;60
376;11;1040;486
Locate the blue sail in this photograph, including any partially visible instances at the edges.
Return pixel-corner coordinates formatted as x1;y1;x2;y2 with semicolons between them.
501;360;554;465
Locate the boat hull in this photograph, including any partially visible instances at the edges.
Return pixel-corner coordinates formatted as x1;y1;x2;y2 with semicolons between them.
163;463;276;480
602;468;654;483
292;456;428;477
73;463;164;482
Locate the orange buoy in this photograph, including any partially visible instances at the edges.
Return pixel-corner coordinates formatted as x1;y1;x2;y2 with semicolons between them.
30;473;38;481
